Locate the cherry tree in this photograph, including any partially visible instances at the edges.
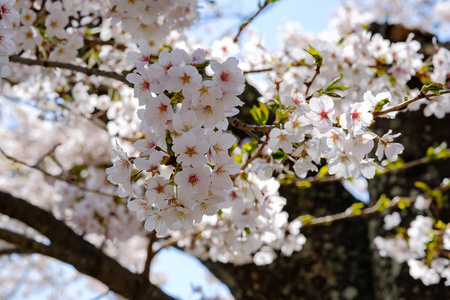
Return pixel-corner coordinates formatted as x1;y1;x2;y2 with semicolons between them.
0;0;449;299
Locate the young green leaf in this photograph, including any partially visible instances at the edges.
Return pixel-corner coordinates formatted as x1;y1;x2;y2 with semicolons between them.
303;45;323;67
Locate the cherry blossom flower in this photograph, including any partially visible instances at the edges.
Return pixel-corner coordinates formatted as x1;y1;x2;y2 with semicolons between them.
306;95;336;133
126;39;154;67
0;0;19;28
210;57;245;94
328;153;360;178
45;10;69;39
166;65;202;93
148;49;187;83
340;101;373;132
375;130;404;161
268;128;295;154
383;212;401;230
172;131;208;167
174;166;211;208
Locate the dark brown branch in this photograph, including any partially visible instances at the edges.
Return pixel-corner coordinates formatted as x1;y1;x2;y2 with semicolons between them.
0;228;69;258
0;247;34;256
0;191;173;300
233;0;273;43
9;55;133;87
141;231;157;278
228;116;278;133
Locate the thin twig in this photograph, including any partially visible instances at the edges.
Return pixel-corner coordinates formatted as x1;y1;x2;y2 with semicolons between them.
302;183;450;228
243;67;273;74
9;55;132;87
233;0;273;43
0;148;116;197
289;149;448;186
373;89;450;118
33;143;61;168
304;66;321;99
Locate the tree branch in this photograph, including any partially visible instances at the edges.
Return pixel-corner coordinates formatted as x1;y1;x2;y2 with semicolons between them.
373;89;450;118
0;191;173;300
0;228;70;258
141;231;157;278
0;147;116;197
233;0;273;43
228;116;278;133
0;247;34;256
288;148;448;186
9;55;133;87
301;182;450;228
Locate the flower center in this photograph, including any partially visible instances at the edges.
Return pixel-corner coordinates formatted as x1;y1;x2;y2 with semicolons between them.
319;110;328;119
188;174;199;185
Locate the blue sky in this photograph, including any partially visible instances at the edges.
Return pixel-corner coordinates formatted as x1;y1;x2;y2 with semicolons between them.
192;0;341;47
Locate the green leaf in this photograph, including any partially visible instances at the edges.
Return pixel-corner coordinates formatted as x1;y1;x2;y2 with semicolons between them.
296;181;312;189
421;83;445;95
373;194;391;212
414;181;430;193
303;44;323;67
348;202;365;215
425;142;450;162
316;165;328;178
250;103;269;125
194;60;210;69
298;215;315;224
234;154;243;164
319;73;350;98
171;91;184;104
272;150;285;160
374;98;390;113
397;198;411;210
165;130;175;157
242;139;258;154
323;92;345;98
326;73;345;90
435;220;446;230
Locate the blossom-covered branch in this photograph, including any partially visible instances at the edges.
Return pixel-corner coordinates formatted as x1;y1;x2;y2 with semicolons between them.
302;181;450;228
374;89;450;118
9;55;132;87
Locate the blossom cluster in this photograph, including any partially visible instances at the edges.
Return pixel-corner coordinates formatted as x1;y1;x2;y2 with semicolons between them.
106;46;308;264
375;210;450;286
178;168;306;265
265;90;404;180
107;47;247;236
373;176;450;287
8;0;199;72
